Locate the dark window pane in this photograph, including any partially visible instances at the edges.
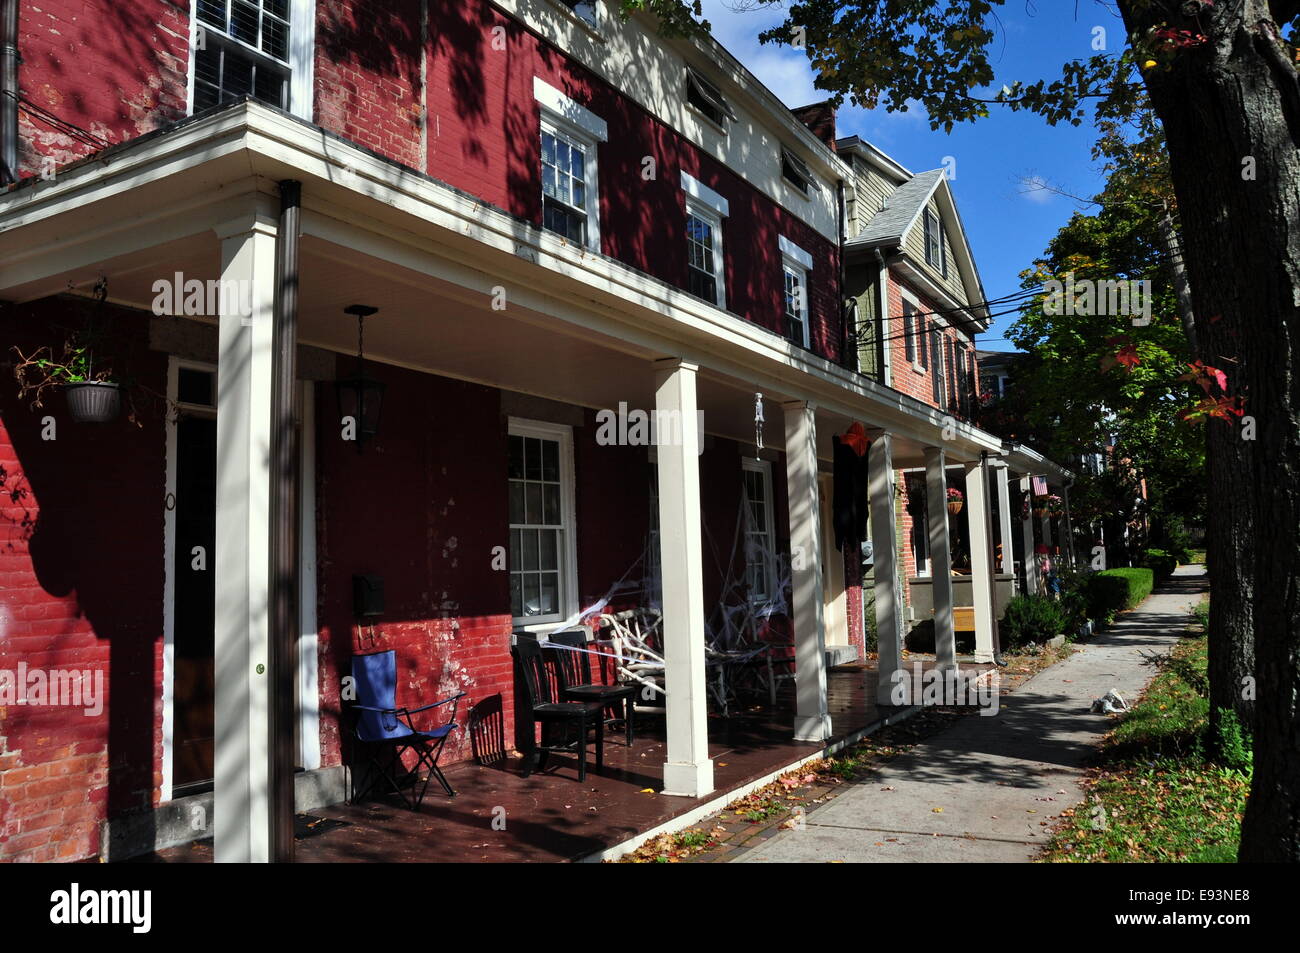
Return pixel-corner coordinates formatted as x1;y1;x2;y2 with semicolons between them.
263;16;288;62
197;0;227;30
687;268;716;303
508;435;524;479
177;368;214;406
541;439;559;481
230;1;260;45
525;437;542;480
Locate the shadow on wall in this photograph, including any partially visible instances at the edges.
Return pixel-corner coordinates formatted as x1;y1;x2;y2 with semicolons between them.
0;300;167;856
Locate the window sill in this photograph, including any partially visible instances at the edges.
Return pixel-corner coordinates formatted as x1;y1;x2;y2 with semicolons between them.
686;102;729;138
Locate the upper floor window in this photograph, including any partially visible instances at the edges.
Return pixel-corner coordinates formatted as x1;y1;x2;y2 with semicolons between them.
541;125;592;244
192;0;312;119
686;68;735;130
902;299;916;364
534;77;607;252
924;208;948;278
780;147;818;196
779;236;813;348
681;172;729;308
686;209;723;306
554;0;598;27
931;331;945;406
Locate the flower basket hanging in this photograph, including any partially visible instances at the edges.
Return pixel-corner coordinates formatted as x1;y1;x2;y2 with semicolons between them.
946;487;963;515
64;381;121;423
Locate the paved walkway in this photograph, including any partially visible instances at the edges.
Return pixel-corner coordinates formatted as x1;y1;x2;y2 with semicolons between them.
734;565;1209;863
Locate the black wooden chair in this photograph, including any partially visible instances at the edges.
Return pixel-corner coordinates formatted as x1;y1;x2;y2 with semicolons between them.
543;629;636;746
512;636;605;781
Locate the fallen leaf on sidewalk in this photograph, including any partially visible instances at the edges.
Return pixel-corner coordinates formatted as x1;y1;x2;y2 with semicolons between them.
932;807;944;813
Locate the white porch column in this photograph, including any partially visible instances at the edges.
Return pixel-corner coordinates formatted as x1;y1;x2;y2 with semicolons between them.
1041;502;1054;555
213;209;278;863
653;359;713;798
995;463;1014;576
1020;476;1039;595
924;447;956;671
964;461;995;663
867;432;905;701
783;400;830;742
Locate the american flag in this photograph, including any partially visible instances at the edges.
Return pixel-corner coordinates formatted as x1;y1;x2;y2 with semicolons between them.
1032;476;1049;497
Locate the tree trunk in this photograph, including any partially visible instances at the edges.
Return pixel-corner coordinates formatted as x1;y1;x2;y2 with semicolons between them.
1117;0;1300;861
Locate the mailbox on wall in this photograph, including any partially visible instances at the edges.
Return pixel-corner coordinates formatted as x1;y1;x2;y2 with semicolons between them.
352;574;384;618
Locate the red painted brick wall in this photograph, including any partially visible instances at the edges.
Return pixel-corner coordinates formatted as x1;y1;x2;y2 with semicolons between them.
0;301;165;863
13;0;189;178
12;0;846;365
314;363;515;769
422;3;844;363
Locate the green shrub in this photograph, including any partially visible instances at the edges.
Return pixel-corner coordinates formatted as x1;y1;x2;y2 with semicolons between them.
1190;600;1209;632
1000;595;1066;648
1086;568;1154;622
1208;708;1253;772
1142;548;1177;580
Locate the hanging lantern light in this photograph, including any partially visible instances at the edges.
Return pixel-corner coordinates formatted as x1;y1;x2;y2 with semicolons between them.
335;305;384;453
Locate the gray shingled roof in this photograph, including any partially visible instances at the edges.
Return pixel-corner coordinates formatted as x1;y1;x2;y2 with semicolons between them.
846;169;945;248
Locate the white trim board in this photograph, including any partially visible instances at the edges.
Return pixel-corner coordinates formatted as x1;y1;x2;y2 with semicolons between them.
533;76;609;141
680;171;729;217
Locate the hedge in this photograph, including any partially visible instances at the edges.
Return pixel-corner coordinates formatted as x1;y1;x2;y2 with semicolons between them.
1142;548;1178;580
1086;568;1154;622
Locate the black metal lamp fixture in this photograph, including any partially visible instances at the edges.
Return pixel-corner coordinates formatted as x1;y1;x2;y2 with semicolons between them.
335;304;385;452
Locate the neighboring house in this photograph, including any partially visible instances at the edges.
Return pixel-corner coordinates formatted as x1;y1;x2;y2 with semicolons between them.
976;348;1016;401
0;0;1069;863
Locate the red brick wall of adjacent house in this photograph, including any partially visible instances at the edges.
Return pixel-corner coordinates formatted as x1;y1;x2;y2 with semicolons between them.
886;271;978;418
0;302;166;863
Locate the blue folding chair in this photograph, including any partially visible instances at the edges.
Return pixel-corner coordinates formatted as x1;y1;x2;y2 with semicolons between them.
350;651;465;809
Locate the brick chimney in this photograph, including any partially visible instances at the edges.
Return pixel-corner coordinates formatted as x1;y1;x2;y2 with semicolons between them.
791;101;837;150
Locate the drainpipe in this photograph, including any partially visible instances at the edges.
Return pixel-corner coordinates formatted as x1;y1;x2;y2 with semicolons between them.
269;180;302;863
836;178;851;369
1;0;18;186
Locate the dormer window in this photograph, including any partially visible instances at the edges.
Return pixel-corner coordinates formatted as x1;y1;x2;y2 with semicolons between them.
686;68;735;129
780;147;818;196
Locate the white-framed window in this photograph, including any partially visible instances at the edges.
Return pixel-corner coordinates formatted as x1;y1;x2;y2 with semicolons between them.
190;0;314;119
924;207;948;278
534;77;607;252
685;67;735;130
508;418;577;625
681;172;729;308
902;291;926;373
779;235;813;349
742;459;777;602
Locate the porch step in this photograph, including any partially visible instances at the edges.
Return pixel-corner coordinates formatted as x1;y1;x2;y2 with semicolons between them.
825;644;859;667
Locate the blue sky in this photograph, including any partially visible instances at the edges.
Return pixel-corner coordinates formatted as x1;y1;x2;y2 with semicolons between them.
700;0;1124;351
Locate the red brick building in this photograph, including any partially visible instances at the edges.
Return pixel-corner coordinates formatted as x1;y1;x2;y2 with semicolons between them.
0;0;1067;862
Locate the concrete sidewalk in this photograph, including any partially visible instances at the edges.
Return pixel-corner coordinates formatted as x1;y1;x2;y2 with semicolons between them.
733;565;1209;863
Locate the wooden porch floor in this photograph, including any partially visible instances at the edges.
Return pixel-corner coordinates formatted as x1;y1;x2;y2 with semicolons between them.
147;660;992;863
